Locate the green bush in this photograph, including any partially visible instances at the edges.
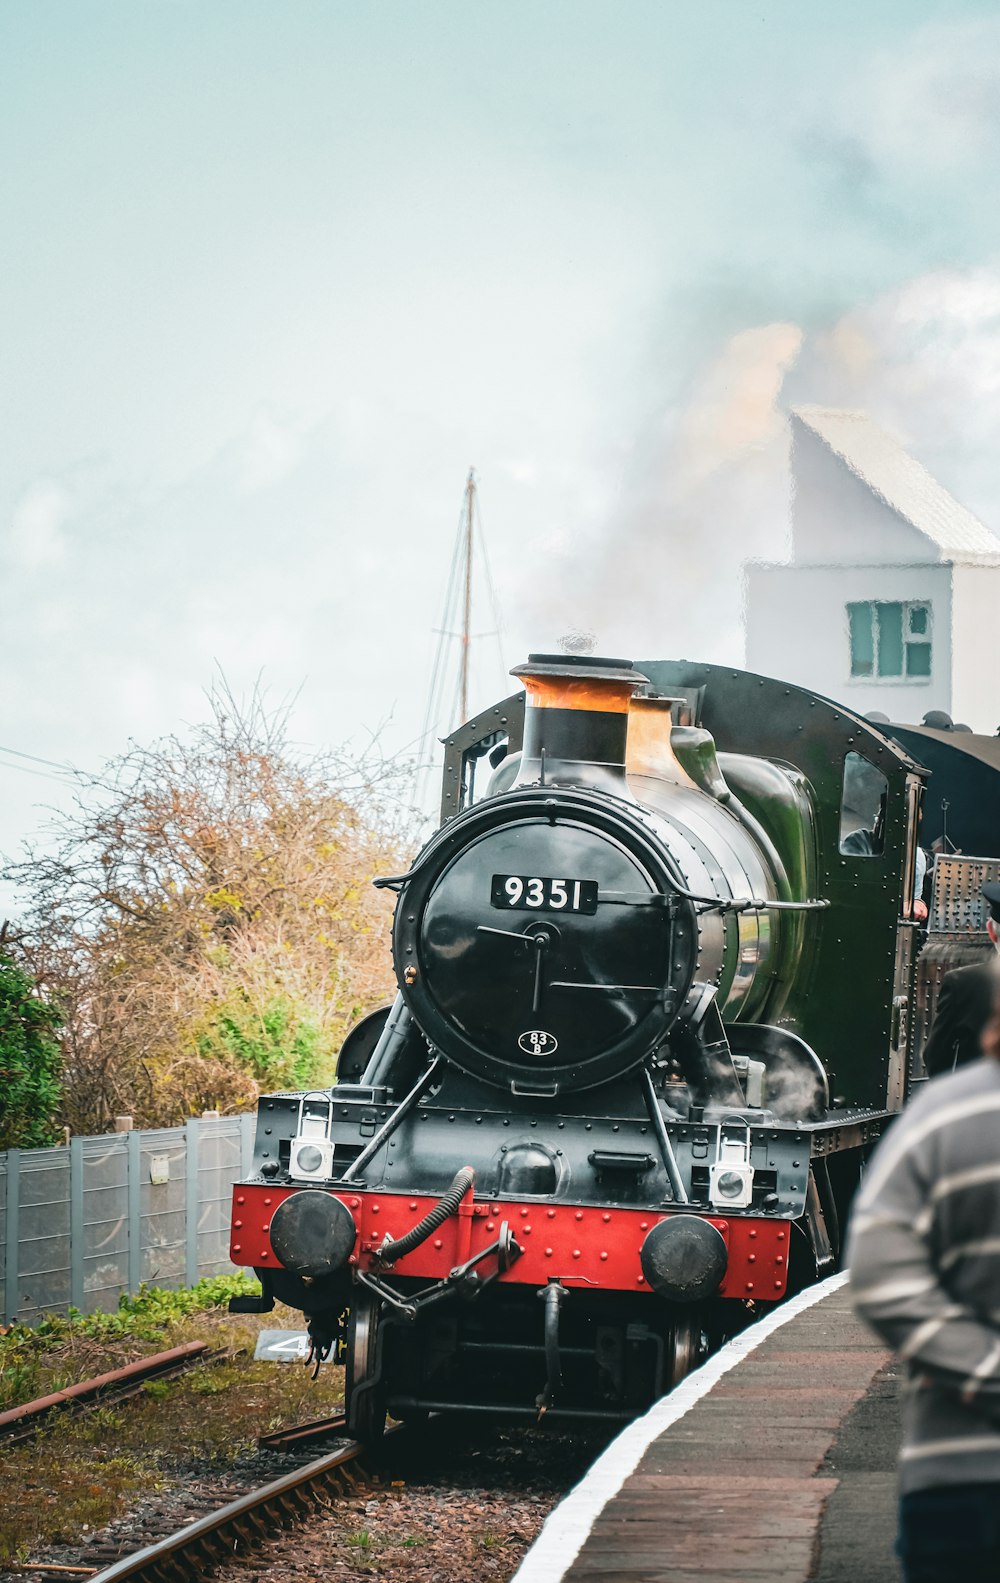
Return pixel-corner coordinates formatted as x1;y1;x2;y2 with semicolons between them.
0;955;62;1148
197;989;332;1090
1;1274;258;1355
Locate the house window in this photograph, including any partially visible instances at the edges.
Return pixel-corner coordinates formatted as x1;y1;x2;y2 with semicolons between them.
847;601;932;681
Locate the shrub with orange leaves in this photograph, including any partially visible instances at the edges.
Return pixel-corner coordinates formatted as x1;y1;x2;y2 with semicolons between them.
3;680;416;1131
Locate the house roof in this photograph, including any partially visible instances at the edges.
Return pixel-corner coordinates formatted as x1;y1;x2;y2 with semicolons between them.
791;405;1000;564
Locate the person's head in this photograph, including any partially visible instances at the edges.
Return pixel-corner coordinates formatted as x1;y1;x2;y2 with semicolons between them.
984;882;1000;952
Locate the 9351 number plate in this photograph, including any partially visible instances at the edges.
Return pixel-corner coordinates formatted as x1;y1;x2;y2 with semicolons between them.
491;875;598;914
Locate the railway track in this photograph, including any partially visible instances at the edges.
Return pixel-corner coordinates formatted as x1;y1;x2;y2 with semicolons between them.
257;1410;349;1450
0;1345;216;1447
6;1423;381;1583
85;1429;387;1583
10;1407;606;1583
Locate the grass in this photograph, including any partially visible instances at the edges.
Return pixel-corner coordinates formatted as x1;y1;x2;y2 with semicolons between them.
0;1277;347;1566
17;1451;156;1546
0;1273;254;1411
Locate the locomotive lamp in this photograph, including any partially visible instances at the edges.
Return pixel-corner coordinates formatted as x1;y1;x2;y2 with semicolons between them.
709;1128;755;1210
288;1093;336;1183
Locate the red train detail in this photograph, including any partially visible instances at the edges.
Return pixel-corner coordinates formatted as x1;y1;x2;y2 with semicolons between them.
231;1183;789;1299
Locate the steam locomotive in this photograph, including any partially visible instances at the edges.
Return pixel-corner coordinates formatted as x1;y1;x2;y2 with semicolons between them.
229;652;984;1435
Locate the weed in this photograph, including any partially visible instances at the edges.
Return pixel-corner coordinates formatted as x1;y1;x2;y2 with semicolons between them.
189;1374;232;1396
0;1449;153;1562
85;1408;126;1433
0;1359;42;1410
0;1274;259;1373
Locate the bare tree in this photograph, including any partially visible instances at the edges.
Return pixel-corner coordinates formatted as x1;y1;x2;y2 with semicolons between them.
3;679;415;1132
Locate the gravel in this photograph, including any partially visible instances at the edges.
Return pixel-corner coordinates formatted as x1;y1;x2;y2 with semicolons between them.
211;1422;606;1583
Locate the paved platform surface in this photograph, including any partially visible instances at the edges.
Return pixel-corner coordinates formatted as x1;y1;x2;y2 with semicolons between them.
813;1356;901;1582
514;1277;902;1583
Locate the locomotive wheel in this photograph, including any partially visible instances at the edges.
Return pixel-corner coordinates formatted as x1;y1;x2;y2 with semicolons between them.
667;1314;703;1387
346;1288;387;1441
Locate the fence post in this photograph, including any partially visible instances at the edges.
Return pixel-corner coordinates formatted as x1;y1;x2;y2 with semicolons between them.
126;1130;141;1295
240;1113;254;1174
70;1137;84;1312
3;1150;19;1325
185;1118;199;1288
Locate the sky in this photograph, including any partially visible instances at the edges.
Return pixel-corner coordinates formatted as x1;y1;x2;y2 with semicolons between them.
4;1;1000;882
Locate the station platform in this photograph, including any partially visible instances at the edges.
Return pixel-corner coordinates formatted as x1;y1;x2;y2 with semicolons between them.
512;1273;902;1583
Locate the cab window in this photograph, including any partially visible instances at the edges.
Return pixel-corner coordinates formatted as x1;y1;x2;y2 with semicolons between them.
839;752;888;857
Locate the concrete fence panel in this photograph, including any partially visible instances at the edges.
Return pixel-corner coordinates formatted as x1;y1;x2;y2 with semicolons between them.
0;1115;256;1325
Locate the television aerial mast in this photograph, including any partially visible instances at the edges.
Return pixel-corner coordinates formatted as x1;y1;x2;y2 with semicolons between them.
458;466;475;723
414;469;506;815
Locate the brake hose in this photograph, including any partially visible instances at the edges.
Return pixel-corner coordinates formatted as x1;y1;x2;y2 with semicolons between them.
375;1166;476;1264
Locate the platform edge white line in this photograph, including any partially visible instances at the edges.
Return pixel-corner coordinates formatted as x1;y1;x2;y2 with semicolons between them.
509;1270;850;1583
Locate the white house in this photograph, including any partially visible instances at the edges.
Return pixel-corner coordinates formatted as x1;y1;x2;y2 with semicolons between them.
744;406;1000;731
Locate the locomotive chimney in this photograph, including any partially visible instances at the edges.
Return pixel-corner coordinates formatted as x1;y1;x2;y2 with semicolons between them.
509;653;648;793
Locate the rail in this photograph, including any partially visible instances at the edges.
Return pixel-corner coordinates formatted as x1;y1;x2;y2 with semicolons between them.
0;1343;212;1446
85;1430;399;1583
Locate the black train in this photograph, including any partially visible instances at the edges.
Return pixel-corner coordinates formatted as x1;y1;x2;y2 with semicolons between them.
229;654;986;1436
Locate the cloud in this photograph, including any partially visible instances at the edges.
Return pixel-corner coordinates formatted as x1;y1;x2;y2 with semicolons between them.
788;267;1000;529
798;20;1000;253
855;20;1000;181
525;259;1000;668
235;410;308;494
892;272;1000;330
6;478;73;570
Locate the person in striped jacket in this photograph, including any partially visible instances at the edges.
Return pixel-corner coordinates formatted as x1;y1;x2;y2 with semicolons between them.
848;955;1000;1582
